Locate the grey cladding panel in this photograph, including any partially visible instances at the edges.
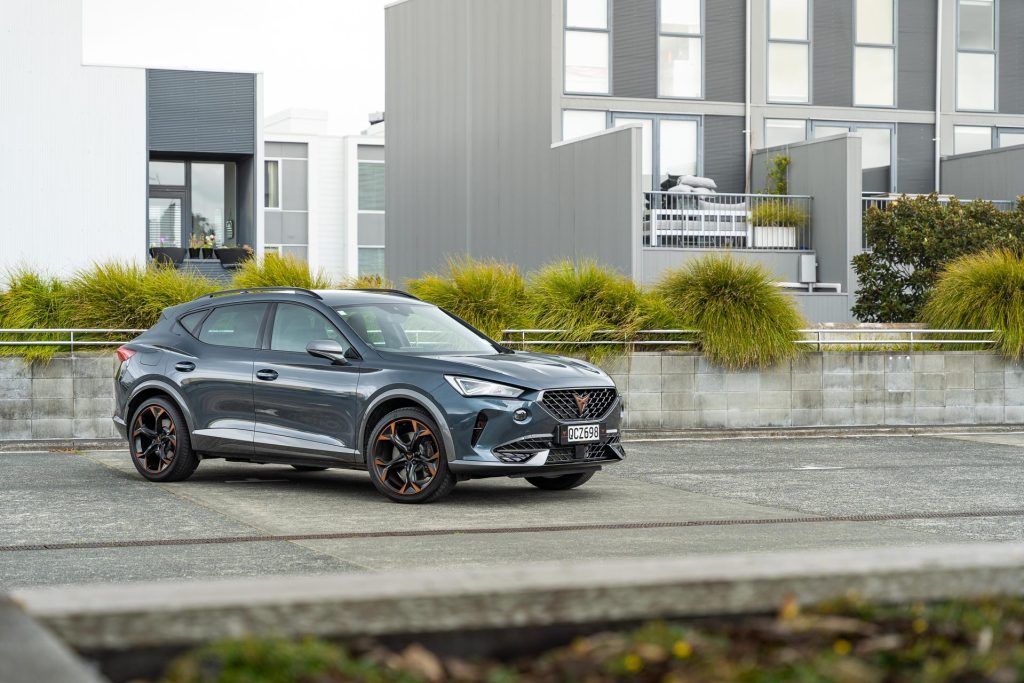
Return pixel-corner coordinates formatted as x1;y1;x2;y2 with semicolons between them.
357;145;385;162
897;0;936;111
281;160;308;211
358;213;386;245
613;0;657;99
813;0;853;107
705;0;745;102
703;116;746;193
896;123;935;194
264;211;282;243
264;142;308;159
147;70;255;154
1000;0;1024;114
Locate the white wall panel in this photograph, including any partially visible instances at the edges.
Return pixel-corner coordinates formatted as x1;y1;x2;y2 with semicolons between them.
0;0;145;278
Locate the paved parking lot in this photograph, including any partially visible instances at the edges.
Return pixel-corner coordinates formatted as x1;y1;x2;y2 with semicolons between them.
3;431;1024;590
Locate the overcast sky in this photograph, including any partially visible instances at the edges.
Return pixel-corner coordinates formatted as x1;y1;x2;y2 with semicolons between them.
81;0;389;136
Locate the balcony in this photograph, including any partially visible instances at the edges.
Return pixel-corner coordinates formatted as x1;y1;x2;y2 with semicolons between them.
644;192;813;251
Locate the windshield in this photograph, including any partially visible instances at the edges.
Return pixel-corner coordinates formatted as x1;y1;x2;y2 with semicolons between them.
333;303;497;355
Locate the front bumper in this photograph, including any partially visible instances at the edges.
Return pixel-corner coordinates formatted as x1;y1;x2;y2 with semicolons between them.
443;385;625;479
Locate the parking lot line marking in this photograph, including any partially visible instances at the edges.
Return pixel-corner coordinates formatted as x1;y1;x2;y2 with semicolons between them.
3;509;1023;553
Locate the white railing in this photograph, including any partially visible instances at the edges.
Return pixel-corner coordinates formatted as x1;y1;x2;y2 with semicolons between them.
502;328;996;352
644;192;813;251
0;329;145;350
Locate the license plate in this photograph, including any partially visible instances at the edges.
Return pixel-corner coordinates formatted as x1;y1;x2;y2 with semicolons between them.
565;424;601;443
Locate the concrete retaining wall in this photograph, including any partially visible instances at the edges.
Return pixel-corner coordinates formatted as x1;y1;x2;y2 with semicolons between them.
2;351;1023;443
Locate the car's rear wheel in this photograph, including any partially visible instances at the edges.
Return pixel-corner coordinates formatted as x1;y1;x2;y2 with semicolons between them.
129;397;198;483
367;409;455;504
525;471;595;491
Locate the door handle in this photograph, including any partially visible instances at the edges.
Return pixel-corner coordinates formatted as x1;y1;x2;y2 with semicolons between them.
174;361;196;372
256;369;279;381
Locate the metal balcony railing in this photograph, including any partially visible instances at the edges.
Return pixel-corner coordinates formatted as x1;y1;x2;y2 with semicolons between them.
644;192;813;251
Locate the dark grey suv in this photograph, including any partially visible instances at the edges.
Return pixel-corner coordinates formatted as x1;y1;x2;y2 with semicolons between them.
113;287;624;503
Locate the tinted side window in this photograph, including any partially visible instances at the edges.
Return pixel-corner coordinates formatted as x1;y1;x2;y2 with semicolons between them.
179;310;207;334
270;303;349;353
197;303;267;348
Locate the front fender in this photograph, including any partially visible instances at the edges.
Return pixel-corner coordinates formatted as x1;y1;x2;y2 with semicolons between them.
357;387;457;464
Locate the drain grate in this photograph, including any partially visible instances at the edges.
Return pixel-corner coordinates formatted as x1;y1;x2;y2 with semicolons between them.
2;509;1023;553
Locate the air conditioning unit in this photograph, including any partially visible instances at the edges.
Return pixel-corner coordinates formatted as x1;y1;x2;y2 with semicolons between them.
799;253;817;284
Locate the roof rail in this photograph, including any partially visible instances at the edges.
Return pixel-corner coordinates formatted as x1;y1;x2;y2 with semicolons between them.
199;287;324;300
343;288;421;301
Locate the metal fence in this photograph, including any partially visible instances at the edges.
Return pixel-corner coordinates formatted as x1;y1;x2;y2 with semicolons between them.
861;195;1017;249
502;328;997;353
644;192;813;251
0;329;144;351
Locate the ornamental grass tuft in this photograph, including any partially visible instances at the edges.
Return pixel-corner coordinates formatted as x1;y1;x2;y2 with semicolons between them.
231;253;332;290
407;257;527;338
922;249;1024;360
656;253;805;369
0;268;73;360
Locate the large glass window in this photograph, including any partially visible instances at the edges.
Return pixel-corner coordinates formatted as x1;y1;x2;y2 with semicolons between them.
765;119;807;147
270;303;348;354
854;0;895;107
264;160;280;208
659;0;702;98
191;162;237;248
768;0;810;104
999;128;1024;148
954;125;993;154
562;109;607;141
197;304;267;349
659;119;699;182
358;162;385;211
358;247;386;279
957;0;996;111
564;0;609;94
147;196;182;248
812;121;893;192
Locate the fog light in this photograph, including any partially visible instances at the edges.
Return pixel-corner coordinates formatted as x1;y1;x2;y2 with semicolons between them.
513;408;529;423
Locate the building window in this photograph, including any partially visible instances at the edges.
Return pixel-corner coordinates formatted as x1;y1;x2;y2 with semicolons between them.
954;125;993;154
659;0;702;98
358;162;385;212
149;161;185;186
957;0;996;111
358;247;386;278
998;128;1024;148
854;0;895;107
764;119;807;148
768;0;810;103
564;0;610;94
812;121;894;192
264;160;280;208
562;109;608;141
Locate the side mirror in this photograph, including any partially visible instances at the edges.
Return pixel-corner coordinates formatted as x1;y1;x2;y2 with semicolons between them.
306;339;350;365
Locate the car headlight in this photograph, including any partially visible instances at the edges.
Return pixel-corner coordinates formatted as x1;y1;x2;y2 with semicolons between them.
445;376;525;398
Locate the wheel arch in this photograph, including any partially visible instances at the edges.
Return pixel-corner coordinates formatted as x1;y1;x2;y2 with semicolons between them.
358;389;457;464
125;381;195;435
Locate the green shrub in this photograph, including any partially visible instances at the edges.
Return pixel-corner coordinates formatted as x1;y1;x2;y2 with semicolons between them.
231;253;332;290
854;194;1024;322
922;249;1024;359
69;262;217;330
765;154;791;195
749;199;808;227
407;258;527;338
340;273;394;289
0;269;73;360
656;254;805;369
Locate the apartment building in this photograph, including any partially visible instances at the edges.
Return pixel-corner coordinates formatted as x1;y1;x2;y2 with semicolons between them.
263;110;386;282
385;0;1024;319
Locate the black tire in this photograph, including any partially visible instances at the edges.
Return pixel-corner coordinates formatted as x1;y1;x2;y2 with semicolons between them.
291;465;328;472
128;397;198;483
366;408;456;504
525;471;595;491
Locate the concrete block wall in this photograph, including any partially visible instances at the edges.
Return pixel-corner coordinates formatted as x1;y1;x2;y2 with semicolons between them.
0;354;117;441
600;351;1024;430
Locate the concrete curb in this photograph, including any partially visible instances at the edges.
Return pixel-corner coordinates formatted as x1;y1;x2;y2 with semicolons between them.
0;438;123;452
622;424;1024;441
0;598;106;683
12;542;1024;652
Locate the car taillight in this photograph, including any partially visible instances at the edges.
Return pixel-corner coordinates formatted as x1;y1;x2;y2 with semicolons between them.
116;346;136;363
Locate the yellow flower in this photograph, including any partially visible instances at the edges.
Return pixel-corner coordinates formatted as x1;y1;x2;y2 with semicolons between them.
833;639;852;656
912;618;928;634
672;640;693;659
623;654;643;673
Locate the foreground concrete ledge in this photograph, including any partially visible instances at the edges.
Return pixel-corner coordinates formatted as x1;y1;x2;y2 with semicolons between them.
0;438;122;452
12;543;1024;652
0;598;105;683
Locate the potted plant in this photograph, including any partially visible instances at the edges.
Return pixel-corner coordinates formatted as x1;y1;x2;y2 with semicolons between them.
149;238;186;266
201;232;217;259
214;244;253;269
749;199;808;248
188;235;202;259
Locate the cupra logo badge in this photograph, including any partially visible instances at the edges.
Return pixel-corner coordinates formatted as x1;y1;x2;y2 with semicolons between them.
573;393;590;416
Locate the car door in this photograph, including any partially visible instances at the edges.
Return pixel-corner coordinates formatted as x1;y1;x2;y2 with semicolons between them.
175;302;267;456
251;302;362;463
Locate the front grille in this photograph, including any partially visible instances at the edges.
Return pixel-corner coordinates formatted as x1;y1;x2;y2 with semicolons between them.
493;434;621;464
541;388;617;421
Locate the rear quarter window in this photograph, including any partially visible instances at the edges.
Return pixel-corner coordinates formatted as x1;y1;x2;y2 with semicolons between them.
178;310;208;335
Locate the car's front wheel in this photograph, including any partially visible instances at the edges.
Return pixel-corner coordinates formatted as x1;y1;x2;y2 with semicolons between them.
525;471;594;491
367;408;456;504
129;397;198;482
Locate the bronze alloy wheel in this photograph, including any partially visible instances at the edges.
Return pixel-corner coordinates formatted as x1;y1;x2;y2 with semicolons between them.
132;404;178;474
371;417;442;496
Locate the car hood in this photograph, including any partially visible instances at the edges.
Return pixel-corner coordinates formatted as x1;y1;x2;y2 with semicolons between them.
417;351;614;391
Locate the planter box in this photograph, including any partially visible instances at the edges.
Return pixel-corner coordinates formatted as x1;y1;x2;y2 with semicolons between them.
751;226;797;249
